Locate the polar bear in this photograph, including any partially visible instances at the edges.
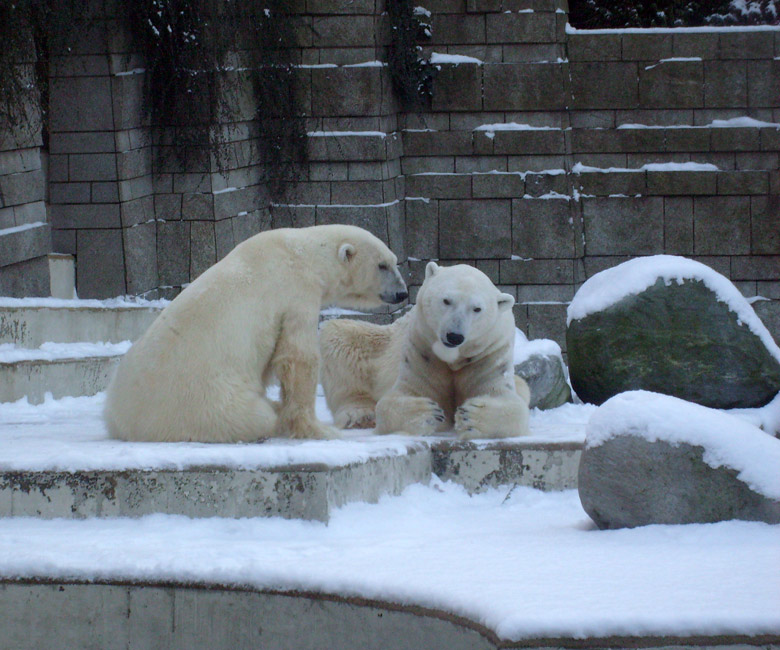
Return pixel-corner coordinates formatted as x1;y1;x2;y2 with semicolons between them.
320;262;530;439
104;225;407;443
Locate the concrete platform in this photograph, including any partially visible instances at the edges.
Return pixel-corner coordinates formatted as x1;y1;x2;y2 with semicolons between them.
1;580;777;650
0;439;581;520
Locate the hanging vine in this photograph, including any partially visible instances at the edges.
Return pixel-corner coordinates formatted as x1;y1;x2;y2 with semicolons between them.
126;0;307;191
1;1;306;196
0;0;82;146
387;1;436;112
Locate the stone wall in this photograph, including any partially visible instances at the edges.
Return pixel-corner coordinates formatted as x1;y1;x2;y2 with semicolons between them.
0;0;778;351
0;50;49;296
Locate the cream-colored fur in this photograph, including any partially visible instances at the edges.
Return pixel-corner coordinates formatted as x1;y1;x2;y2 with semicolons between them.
320;262;530;439
105;225;407;442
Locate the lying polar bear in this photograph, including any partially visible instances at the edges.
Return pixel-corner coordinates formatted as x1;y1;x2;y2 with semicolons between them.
320;262;530;439
105;225;407;443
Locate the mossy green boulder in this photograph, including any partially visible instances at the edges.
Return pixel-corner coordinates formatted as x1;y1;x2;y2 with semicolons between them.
567;278;780;408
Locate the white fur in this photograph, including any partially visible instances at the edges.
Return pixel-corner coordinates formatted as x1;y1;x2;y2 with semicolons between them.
320;263;530;439
105;225;406;442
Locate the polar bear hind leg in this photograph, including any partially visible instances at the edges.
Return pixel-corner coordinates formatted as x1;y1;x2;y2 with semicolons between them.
320;318;392;429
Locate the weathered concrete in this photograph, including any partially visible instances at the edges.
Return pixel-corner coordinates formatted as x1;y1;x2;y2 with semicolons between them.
0;447;432;522
0;354;122;404
432;440;582;493
0;304;160;347
1;580;778;650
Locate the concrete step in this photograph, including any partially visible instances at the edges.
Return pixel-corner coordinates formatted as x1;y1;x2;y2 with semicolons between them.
0;299;162;347
0;342;129;404
0;439;582;521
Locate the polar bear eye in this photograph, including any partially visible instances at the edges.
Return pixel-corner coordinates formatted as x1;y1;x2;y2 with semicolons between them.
473;307;482;313
443;298;451;306
378;263;389;271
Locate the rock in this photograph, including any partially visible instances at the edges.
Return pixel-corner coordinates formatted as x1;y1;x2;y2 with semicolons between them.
515;353;572;410
513;333;572;410
567;256;780;409
578;391;780;529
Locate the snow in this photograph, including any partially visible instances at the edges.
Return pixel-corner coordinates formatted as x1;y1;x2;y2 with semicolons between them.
474;122;560;132
0;221;46;236
566;23;780;34
566;255;780;365
0;390;431;472
0;479;778;641
0;385;589;473
307;130;387;138
618;116;780;129
587;391;780;499
514;328;564;365
572;161;719;173
430;52;484;65
0;341;132;364
0;296;168;310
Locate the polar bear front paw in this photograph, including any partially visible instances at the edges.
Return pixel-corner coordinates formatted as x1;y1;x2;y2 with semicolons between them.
455;395;529;440
455;397;488;439
377;396;446;436
402;397;446;436
335;406;376;430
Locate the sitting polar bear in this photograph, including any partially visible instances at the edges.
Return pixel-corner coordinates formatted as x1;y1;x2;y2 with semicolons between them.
104;225;407;443
320;262;530;439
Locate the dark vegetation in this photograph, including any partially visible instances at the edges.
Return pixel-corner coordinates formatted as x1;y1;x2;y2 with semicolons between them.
568;0;779;28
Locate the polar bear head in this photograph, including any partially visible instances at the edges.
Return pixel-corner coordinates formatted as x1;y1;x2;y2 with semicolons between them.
331;225;408;310
418;262;515;364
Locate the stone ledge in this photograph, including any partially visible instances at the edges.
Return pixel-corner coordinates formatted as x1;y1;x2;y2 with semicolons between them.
0;446;432;522
0;222;51;268
0;303;161;347
0;440;583;521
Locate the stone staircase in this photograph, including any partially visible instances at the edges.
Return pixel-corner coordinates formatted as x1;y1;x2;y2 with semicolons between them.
0;298;582;523
0;300;161;404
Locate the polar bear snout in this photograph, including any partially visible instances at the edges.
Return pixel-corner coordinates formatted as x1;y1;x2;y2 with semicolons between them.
379;267;408;304
444;331;465;347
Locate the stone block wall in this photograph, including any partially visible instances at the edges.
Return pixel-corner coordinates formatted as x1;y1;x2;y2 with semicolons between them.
0;0;778;352
0;53;50;296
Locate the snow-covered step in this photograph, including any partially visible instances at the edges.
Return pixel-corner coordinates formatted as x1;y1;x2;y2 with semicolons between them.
0;390;591;520
0;341;130;404
0;298;162;347
0;448;432;522
0;439;583;521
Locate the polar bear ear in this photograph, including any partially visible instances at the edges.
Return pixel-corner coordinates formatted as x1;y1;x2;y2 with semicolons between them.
338;243;356;263
497;292;515;312
425;261;439;279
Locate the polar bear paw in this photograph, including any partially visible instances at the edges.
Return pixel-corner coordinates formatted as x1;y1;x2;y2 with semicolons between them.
335;406;376;430
401;397;446;435
377;396;446;436
455;397;488;439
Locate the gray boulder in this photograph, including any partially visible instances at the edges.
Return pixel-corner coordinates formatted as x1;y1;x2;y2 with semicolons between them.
567;264;780;409
579;391;780;529
515;352;572;410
